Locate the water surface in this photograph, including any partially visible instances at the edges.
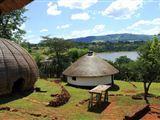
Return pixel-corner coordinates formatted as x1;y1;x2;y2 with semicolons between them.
96;51;139;62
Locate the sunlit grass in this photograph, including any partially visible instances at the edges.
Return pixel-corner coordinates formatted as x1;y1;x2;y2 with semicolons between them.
0;79;159;120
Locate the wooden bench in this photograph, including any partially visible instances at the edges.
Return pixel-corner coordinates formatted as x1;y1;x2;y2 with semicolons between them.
88;85;111;109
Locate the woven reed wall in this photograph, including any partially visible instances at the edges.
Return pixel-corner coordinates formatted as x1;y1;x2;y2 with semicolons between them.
0;38;38;95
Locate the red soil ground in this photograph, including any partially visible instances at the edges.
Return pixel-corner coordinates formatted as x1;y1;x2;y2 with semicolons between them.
100;97;126;120
142;105;160;120
99;96;160;120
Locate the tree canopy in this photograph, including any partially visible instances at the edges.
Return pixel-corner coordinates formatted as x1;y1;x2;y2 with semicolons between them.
0;8;26;43
136;37;160;101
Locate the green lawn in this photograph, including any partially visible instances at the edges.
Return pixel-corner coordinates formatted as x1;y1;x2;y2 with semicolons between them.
111;80;160;96
0;79;159;120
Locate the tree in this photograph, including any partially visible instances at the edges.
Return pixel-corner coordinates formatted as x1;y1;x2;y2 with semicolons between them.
67;48;88;62
115;56;133;65
0;8;26;43
137;37;160;102
114;56;134;80
21;41;32;53
41;37;73;77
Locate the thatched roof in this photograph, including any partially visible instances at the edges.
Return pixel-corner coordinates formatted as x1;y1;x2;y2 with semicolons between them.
63;52;119;77
0;38;38;95
0;0;33;13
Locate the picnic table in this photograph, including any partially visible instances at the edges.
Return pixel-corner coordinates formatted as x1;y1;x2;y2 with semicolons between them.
88;85;111;109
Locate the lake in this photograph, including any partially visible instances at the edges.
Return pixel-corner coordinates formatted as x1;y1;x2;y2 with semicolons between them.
96;51;139;62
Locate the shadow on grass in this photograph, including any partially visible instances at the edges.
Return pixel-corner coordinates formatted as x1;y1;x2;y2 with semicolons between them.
132;93;160;104
34;87;47;93
88;102;111;113
65;83;120;91
65;83;95;90
0;90;33;105
109;84;120;91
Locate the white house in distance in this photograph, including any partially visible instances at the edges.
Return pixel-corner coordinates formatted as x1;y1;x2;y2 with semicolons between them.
63;51;119;87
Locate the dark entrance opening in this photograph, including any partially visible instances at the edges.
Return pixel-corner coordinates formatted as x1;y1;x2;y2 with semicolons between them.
12;78;25;93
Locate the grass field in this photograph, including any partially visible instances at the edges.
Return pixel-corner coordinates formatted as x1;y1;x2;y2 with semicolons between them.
0;79;159;120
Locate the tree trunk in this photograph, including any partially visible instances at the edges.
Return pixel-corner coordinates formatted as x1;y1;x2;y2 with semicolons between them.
56;51;61;78
143;81;152;104
144;82;147;100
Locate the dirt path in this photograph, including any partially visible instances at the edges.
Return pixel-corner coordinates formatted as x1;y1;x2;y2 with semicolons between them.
99;97;125;120
100;102;122;120
142;105;160;120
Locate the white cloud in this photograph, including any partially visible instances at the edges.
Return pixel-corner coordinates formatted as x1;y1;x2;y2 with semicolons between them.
126;18;160;35
24;35;41;44
71;13;90;20
28;36;41;44
47;2;61;16
69;24;105;38
40;29;48;33
127;20;150;29
102;0;143;19
93;24;105;33
128;18;160;29
58;0;98;10
57;24;70;29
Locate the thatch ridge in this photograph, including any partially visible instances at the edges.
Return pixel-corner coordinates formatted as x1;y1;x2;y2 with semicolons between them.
63;53;119;77
0;0;33;13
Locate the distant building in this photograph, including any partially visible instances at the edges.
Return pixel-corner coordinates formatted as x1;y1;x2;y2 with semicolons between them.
63;51;119;86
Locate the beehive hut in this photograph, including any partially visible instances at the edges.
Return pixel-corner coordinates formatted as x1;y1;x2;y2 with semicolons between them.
63;52;119;86
0;38;38;95
0;0;33;13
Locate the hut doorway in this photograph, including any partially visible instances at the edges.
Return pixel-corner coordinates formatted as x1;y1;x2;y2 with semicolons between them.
12;78;25;93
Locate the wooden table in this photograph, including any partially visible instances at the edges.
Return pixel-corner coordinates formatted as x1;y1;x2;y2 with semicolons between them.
88;85;111;109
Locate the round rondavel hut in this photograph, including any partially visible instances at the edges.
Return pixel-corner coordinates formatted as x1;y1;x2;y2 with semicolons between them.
0;38;38;95
63;51;119;86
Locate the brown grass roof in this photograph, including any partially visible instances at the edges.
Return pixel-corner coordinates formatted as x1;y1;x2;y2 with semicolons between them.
0;38;38;95
0;0;33;13
63;53;119;77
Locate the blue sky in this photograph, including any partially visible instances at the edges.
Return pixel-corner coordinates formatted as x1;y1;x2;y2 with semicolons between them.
23;0;160;43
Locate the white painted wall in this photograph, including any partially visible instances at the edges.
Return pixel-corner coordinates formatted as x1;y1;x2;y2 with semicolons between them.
67;76;112;86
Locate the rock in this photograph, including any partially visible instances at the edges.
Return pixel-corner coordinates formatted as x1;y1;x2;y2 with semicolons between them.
11;109;18;112
75;104;79;107
132;95;143;100
51;94;59;97
30;113;41;117
34;87;41;92
109;94;115;96
48;86;71;107
43;115;47;118
0;106;10;111
52;117;58;120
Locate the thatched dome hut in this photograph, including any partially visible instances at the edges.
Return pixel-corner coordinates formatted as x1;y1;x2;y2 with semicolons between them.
0;38;38;95
63;52;119;86
0;0;32;13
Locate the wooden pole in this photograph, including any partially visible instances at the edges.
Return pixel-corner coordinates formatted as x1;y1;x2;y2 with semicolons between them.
88;93;93;109
111;75;114;86
104;90;108;102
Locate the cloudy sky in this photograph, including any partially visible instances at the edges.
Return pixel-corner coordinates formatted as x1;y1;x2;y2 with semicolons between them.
23;0;160;43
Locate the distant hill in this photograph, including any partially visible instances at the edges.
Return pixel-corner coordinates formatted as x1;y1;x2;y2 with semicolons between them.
69;33;155;43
